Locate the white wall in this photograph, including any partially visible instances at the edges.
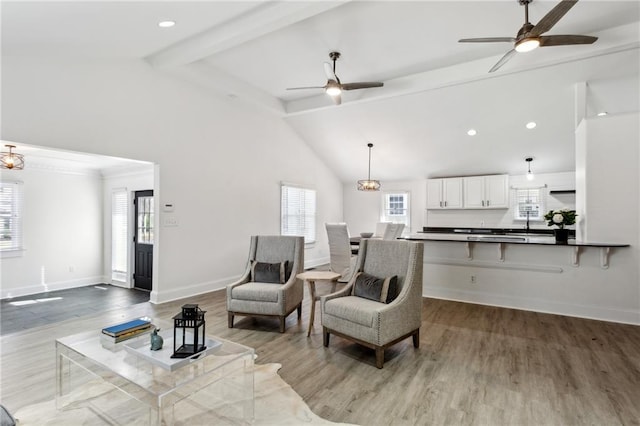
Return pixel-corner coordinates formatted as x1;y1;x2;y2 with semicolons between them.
1;56;342;303
343;179;426;236
102;167;154;288
0;167;103;298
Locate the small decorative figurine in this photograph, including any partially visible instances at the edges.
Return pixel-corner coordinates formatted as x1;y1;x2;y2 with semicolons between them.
150;328;163;351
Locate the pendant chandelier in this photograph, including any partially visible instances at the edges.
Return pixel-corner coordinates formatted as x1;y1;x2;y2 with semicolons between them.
357;143;381;191
0;145;25;170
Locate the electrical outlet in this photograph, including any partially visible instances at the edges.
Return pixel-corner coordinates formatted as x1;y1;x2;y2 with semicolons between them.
470;275;476;283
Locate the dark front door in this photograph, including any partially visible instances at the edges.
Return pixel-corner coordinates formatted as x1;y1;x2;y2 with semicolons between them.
134;190;153;291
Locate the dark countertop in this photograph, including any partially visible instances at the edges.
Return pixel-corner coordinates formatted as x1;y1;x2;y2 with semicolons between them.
407;227;629;248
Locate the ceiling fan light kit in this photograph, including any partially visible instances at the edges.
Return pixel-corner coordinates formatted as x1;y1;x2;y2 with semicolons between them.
287;51;384;105
515;37;540;53
459;0;598;72
357;143;381;192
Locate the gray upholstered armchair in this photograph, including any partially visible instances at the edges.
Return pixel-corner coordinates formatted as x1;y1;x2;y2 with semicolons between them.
321;239;423;368
227;235;304;333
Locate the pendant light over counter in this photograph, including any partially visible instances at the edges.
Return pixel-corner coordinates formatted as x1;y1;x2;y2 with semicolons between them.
525;157;535;181
357;143;381;191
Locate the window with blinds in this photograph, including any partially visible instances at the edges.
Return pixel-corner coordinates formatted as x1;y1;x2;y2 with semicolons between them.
281;184;316;244
111;189;128;282
514;188;544;221
381;191;410;228
0;181;23;254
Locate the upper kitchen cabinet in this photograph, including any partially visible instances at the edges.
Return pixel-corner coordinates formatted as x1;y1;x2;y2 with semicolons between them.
427;177;463;209
463;174;509;209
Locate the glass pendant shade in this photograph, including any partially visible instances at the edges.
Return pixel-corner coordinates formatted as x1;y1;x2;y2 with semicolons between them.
358;143;381;191
0;145;25;170
525;157;534;181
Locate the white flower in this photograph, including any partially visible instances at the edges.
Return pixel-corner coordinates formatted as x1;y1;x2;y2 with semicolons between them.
552;213;564;224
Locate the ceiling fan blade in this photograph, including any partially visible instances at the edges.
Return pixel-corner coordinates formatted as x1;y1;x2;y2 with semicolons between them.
341;82;384;91
539;34;597;46
489;49;516;73
459;37;516;43
529;0;578;37
286;86;326;90
324;62;337;81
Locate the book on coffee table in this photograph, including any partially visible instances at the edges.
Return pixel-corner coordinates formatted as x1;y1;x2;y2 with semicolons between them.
102;318;152;339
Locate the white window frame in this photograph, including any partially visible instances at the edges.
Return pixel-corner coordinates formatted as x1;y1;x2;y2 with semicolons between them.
111;188;129;283
281;183;316;245
381;191;410;231
513;187;545;221
0;180;24;258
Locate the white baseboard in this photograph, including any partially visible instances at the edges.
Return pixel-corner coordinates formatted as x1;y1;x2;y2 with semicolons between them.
0;275;106;299
150;275;241;304
423;286;640;326
150;258;331;304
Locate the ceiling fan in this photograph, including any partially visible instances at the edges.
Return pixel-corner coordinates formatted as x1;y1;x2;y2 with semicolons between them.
286;51;384;105
459;0;598;73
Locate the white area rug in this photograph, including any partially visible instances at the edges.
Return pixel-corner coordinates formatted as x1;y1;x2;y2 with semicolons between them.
15;363;355;425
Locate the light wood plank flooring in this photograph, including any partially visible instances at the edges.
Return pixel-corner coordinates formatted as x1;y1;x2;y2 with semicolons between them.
1;287;639;425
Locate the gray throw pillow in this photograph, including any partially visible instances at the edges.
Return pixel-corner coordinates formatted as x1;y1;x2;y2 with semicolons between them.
251;261;288;284
351;272;398;303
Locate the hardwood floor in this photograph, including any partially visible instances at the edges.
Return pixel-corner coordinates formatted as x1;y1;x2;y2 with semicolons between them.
1;286;639;425
0;284;149;335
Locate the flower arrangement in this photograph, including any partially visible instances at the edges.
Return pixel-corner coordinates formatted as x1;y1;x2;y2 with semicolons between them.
544;208;577;229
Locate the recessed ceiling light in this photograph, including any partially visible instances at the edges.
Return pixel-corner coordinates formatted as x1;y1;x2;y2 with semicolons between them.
597;111;608;117
158;21;175;28
467;129;477;136
526;121;537;129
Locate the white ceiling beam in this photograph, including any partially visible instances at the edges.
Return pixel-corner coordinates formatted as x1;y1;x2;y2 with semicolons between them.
284;23;640;116
165;61;286;116
146;1;350;69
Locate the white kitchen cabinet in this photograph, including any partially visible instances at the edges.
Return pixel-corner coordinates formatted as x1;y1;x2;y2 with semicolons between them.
427;178;463;209
463;174;509;209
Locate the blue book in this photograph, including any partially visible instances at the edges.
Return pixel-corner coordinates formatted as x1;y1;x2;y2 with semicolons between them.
102;318;151;337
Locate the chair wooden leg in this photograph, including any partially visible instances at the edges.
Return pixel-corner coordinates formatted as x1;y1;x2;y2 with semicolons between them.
413;329;420;348
279;317;285;333
375;347;385;369
323;327;330;347
228;313;234;328
297;304;302;320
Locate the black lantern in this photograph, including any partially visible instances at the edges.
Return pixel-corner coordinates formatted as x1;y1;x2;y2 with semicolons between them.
171;304;207;358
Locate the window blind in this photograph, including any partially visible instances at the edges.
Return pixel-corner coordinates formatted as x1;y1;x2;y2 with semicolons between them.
514;188;543;221
0;181;23;252
281;184;316;244
111;189;128;281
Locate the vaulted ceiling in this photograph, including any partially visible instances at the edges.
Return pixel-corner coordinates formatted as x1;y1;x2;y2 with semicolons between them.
2;1;639;180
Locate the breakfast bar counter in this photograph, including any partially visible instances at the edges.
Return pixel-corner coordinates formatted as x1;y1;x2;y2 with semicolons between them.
403;228;629;269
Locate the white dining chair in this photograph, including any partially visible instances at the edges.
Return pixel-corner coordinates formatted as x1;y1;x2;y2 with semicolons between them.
325;223;357;283
374;222;391;238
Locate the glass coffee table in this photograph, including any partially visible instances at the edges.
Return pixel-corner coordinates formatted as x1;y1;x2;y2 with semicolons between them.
56;318;254;425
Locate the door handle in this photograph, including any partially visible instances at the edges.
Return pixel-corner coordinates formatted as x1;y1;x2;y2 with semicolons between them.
481;200;485;207
487;200;490;206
